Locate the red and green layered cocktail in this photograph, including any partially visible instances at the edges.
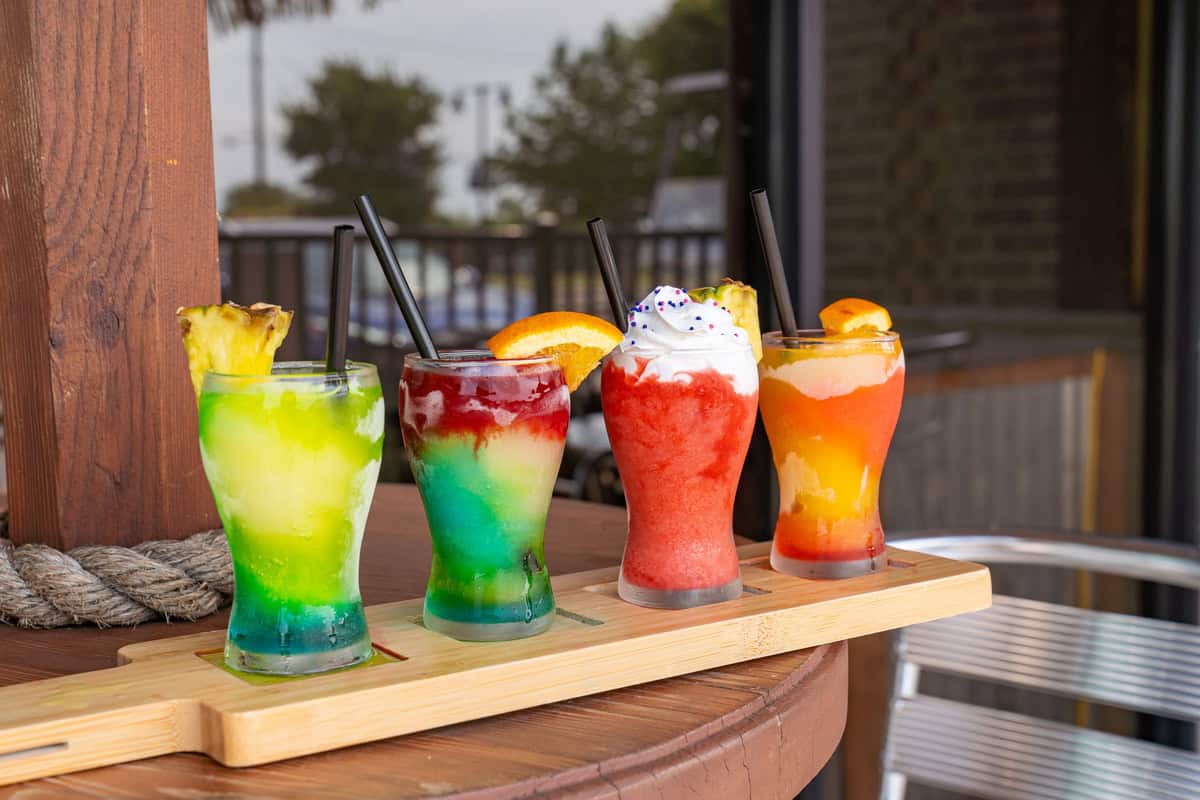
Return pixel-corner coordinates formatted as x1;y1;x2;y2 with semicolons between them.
401;351;570;641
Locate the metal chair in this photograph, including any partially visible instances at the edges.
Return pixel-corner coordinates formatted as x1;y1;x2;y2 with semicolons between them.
881;531;1200;800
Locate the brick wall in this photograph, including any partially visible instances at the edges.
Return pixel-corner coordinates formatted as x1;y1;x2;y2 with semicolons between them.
824;0;1066;308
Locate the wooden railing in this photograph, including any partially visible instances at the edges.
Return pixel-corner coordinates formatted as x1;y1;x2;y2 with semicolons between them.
217;224;728;365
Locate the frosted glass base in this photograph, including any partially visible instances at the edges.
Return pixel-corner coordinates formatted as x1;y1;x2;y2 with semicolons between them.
224;637;372;676
423;610;555;642
770;548;885;579
617;573;743;609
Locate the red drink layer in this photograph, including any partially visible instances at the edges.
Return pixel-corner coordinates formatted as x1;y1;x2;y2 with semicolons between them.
601;357;758;592
400;363;568;448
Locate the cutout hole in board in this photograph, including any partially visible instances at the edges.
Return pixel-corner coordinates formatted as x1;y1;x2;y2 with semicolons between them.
0;742;68;763
556;608;604;626
195;645;405;685
581;582;620;598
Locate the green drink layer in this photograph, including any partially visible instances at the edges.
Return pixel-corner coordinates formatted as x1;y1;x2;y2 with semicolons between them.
199;365;383;661
415;431;562;624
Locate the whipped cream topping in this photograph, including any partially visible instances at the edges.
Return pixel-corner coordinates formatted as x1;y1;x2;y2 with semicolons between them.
620;285;749;351
610;285;758;395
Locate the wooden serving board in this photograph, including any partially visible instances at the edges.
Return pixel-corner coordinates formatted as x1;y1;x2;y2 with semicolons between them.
0;542;990;786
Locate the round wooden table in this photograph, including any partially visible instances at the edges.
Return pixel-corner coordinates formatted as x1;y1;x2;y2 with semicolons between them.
0;485;846;799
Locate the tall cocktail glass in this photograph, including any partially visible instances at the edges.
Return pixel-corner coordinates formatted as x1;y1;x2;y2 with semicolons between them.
602;346;758;608
198;361;384;674
400;351;569;641
758;331;905;578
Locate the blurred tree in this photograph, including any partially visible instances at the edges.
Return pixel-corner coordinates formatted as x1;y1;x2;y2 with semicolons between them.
223;182;307;217
206;1;373;31
207;1;379;187
494;25;656;225
282;61;443;223
495;0;726;225
636;0;726;82
636;0;726;179
493;195;534;225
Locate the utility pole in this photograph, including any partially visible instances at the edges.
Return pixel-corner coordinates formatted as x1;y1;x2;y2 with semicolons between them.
250;21;266;185
456;82;510;224
475;83;490;221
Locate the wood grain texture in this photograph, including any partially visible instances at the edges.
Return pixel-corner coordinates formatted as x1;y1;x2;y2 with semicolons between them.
0;485;981;798
0;1;220;548
0;649;845;800
0;496;989;788
844;632;892;800
141;2;223;535
0;2;60;547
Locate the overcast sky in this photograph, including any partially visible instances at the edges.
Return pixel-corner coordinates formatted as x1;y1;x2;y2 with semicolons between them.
207;0;666;218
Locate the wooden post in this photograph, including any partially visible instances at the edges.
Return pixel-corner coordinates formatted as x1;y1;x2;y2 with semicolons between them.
0;2;221;548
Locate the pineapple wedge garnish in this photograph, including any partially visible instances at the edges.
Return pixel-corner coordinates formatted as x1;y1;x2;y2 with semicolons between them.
689;279;762;362
177;302;293;401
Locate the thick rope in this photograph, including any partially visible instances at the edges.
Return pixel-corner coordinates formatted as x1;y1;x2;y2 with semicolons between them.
0;510;233;628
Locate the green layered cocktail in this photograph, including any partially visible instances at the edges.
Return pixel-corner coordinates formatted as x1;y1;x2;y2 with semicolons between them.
199;361;383;673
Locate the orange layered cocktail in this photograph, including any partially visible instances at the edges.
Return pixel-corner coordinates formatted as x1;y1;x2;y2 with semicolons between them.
758;300;904;578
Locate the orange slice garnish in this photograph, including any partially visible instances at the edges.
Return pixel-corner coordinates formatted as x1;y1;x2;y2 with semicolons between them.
819;297;892;335
488;311;624;392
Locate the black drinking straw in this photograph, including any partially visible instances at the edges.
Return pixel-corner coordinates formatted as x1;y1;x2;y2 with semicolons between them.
324;224;355;373
749;189;799;337
353;194;440;359
586;217;629;332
